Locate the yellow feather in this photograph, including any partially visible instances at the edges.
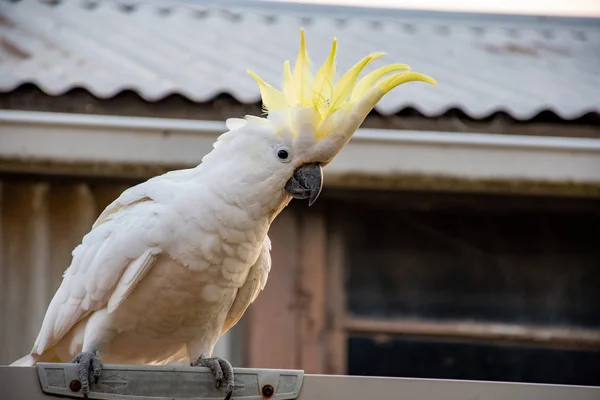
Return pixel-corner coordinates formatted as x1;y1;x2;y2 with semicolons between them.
312;38;337;116
247;69;286;111
292;28;313;107
329;52;385;111
351;63;411;101
246;28;436;141
376;71;437;94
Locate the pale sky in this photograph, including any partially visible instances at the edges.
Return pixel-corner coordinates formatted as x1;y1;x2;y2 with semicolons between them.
269;0;600;17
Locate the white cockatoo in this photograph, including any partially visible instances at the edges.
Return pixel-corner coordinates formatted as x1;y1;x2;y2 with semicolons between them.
11;29;434;399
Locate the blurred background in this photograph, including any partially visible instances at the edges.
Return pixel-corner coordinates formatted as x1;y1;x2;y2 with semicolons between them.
1;0;600;388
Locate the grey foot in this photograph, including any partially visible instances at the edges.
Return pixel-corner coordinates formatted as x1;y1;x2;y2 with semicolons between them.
192;355;234;400
72;350;102;397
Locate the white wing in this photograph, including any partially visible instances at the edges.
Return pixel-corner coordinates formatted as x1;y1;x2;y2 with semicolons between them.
221;236;272;335
31;170;196;355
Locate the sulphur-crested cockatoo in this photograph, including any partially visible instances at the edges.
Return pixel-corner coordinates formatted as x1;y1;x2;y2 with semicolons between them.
11;28;434;399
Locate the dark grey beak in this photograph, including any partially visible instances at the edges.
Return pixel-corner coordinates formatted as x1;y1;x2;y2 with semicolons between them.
284;163;323;206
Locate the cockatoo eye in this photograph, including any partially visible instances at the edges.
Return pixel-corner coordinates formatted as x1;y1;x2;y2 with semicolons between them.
275;145;293;163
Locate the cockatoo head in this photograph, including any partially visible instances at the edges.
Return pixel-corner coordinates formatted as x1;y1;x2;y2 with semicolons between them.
216;28;435;208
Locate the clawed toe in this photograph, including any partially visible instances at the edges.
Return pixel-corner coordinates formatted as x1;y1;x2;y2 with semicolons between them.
192;355;235;400
71;350;102;397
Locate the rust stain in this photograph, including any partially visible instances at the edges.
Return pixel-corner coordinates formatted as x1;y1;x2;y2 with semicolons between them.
0;14;16;28
481;41;538;56
478;40;571;57
534;40;572;56
0;37;30;59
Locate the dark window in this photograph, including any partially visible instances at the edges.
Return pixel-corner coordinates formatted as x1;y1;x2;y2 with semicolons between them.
348;336;600;386
343;194;600;327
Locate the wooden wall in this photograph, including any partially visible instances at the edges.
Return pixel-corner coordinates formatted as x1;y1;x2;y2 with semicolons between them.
0;178;131;364
244;204;331;373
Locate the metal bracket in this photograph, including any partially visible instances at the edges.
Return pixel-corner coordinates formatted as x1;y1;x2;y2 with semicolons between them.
36;363;304;400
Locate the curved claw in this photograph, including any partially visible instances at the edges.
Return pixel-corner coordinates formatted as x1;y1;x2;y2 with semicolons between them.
218;358;234;400
192;355;235;400
72;350;102;398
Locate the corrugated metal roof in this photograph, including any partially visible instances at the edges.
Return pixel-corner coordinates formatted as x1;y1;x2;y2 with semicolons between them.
1;0;599;120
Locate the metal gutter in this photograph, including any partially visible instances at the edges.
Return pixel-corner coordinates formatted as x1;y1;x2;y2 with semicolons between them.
353;128;600;151
0;110;227;133
5;109;600;150
1;110;599;193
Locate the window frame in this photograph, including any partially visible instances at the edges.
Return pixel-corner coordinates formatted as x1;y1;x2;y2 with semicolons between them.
325;200;600;375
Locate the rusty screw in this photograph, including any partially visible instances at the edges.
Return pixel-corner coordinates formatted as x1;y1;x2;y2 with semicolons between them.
69;379;82;392
262;384;274;398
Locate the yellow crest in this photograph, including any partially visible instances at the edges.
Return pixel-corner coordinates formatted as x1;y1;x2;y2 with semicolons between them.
247;28;435;140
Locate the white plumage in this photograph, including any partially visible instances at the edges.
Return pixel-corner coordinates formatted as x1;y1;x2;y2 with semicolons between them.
12;123;282;367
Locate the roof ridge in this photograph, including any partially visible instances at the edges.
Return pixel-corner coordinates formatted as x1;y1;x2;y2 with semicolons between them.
19;0;600;27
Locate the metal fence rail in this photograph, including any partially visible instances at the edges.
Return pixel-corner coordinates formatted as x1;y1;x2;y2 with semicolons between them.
1;363;599;400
